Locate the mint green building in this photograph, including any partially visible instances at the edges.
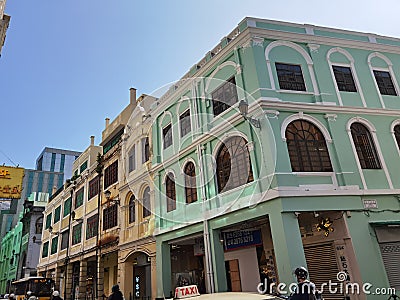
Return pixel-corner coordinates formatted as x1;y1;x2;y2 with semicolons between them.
0;219;22;294
152;18;400;300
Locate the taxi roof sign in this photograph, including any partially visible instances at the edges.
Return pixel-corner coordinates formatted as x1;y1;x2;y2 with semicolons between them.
174;285;200;299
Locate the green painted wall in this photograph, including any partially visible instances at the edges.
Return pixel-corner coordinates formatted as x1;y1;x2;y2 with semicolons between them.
0;221;22;294
152;19;400;298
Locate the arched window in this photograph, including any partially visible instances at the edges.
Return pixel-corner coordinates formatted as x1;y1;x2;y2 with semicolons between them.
216;136;253;193
350;123;381;169
166;173;176;212
142;187;151;218
128;195;135;224
184;162;197;204
285;120;333;172
35;217;43;234
394;125;400;150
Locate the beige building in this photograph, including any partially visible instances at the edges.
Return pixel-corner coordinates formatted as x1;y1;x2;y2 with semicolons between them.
37;89;158;300
118;92;157;299
0;0;10;56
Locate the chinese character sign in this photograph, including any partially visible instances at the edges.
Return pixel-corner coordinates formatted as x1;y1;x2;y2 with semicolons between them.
0;166;24;199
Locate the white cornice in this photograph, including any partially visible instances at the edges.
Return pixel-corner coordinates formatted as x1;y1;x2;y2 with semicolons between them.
248;26;400;55
258;98;400;117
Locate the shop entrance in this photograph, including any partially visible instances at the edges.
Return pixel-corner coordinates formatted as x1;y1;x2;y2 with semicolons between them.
304;243;343;300
72;262;80;300
132;253;151;300
86;260;96;300
375;226;400;291
221;217;277;293
299;212;351;300
170;236;206;294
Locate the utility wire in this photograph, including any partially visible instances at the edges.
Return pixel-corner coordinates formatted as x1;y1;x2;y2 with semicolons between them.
0;149;18;167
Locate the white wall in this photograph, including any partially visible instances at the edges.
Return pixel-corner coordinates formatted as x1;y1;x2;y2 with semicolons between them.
224;247;260;292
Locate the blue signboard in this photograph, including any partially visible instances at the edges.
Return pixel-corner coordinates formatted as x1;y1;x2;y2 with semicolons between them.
223;229;262;251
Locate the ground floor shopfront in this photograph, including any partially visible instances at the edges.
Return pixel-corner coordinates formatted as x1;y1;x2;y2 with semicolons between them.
155;194;399;300
38;239;156;300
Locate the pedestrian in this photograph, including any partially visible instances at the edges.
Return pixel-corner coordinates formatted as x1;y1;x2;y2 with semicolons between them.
107;285;123;300
52;291;63;300
290;267;318;300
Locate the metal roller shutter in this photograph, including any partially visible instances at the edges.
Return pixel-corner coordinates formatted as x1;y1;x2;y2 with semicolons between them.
304;243;344;300
379;242;400;291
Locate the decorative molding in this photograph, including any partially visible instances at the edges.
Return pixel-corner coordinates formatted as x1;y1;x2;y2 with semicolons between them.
368;52;393;67
235;65;242;74
327;47;355;63
264;110;279;119
247;141;254;152
281;113;333;143
307;43;320;53
346;117;376;133
241;40;252;49
324;114;337;122
305;26;315;35
265;40;313;64
252;36;264;47
368;36;377;43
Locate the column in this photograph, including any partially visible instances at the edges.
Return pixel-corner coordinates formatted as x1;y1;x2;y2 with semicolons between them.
55;267;64;292
269;210;307;286
65;263;74;300
345;212;389;292
119;259;131;300
155;240;171;300
97;258;104;300
150;255;157;300
209;229;227;293
78;260;87;300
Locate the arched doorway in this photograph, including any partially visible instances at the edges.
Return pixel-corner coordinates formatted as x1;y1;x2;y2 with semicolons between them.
124;252;151;300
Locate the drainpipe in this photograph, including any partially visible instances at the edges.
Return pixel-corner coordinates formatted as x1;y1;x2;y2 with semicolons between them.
197;144;215;293
64;182;75;300
95;153;104;300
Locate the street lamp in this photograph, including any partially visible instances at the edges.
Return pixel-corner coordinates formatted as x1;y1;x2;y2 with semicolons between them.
105;190;120;205
71;211;83;223
238;100;261;128
48;226;59;236
104;190;111;201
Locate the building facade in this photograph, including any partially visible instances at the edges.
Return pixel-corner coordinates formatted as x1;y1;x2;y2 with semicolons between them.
0;220;22;294
0;148;80;295
0;147;81;241
37;89;159;300
37;136;102;300
152;18;400;300
118;92;157;300
0;0;10;57
35;147;82;184
18;192;49;279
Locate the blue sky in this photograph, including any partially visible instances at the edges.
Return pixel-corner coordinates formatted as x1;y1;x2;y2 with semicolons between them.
1;0;400;169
